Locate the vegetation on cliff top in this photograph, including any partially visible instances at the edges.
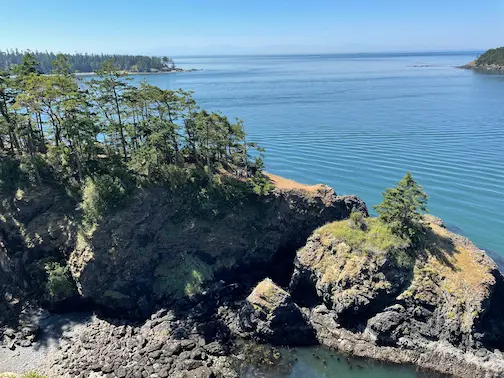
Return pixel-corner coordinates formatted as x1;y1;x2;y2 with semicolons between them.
0;52;268;300
0;49;176;73
317;172;428;268
475;47;504;66
0;52;267;207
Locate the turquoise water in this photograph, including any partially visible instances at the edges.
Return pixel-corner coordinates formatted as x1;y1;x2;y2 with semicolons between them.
131;53;504;263
239;346;442;378
127;53;503;377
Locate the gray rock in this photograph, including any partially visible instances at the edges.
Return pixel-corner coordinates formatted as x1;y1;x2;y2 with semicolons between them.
182;359;204;370
180;339;196;350
203;342;226;356
116;366;127;378
239;278;316;345
164;341;181;356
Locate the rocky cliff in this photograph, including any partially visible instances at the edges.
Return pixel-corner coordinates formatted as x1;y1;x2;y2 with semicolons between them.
69;180;365;317
0;174;366;323
287;215;504;377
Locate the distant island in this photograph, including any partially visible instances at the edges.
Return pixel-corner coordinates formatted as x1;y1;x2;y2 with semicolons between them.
0;49;189;74
460;46;504;72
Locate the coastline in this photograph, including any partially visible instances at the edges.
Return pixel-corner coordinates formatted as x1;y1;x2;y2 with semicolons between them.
458;61;504;73
74;68;201;77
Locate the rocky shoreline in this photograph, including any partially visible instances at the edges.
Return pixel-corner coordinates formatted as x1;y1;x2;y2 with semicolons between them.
458;61;504;73
2;176;504;378
74;68;200;77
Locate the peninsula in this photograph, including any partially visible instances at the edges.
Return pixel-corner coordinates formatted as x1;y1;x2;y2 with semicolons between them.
460;46;504;72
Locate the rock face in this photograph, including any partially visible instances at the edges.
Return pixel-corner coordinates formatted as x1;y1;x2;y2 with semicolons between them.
290;215;504;377
69;183;367;317
0;184;76;348
238;278;315;345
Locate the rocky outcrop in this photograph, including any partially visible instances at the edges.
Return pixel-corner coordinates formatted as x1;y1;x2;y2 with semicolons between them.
290;215;504;377
69;183;367;317
237;278;315;345
459;61;504;73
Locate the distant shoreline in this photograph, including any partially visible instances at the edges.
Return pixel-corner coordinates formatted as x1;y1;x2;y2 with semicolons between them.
74;68;201;77
458;61;504;73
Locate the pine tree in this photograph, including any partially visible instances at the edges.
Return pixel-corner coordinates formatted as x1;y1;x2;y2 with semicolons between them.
374;172;428;245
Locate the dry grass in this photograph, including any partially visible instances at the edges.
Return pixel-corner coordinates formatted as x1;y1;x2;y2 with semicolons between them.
265;173;326;194
423;222;495;299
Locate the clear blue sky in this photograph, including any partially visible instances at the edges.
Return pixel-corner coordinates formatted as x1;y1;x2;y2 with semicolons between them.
1;0;502;55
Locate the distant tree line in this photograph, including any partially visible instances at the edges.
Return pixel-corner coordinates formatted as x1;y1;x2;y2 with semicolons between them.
476;47;504;66
0;49;176;74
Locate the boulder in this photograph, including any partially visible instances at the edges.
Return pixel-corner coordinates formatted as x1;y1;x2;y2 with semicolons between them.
290;218;410;324
239;278;316;345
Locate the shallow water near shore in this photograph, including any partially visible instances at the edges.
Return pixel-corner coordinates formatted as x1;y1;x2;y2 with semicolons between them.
128;52;504;263
238;344;444;378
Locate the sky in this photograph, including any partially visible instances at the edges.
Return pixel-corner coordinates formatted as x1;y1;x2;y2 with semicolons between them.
1;0;503;56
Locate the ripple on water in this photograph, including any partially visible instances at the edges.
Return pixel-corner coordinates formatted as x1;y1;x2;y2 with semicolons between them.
131;53;504;257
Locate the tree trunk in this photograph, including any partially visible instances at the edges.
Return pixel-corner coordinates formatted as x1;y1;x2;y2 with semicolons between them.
112;86;128;161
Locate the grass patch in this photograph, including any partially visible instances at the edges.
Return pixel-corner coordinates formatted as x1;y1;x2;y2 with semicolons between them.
317;217;408;254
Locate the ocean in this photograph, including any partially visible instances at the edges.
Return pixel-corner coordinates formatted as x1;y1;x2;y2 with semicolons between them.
130;52;504;264
128;52;503;377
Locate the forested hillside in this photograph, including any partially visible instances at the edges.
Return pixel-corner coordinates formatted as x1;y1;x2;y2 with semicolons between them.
475;47;504;66
0;49;176;73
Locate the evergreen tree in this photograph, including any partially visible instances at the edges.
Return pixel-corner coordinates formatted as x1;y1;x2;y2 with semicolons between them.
374;172;428;245
0;53;265;195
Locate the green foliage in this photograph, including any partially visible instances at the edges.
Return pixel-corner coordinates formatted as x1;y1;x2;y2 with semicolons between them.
475;47;504;66
349;211;366;230
248;172;272;196
319;217;408;254
0;49;176;74
374;172;428;246
0;154;22;191
22;372;46;378
154;255;213;298
81;175;127;223
1;54;265;224
44;262;75;301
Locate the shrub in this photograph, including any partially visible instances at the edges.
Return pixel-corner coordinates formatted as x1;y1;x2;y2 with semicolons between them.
81;174;127;223
248;172;272;196
22;372;47;378
45;262;75;301
349;211;366;230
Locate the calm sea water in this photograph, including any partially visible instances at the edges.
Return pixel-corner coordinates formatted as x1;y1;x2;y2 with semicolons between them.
238;345;443;378
131;52;504;264
128;53;503;377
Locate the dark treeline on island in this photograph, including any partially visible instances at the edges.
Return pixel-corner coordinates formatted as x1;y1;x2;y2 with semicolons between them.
0;49;177;74
461;46;504;72
475;46;504;66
